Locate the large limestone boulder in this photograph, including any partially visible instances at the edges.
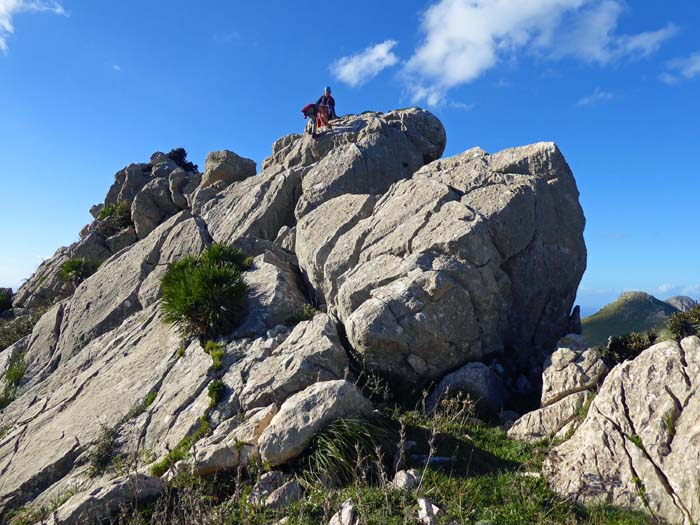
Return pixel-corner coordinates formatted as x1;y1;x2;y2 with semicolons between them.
201;150;256;188
296;143;586;383
259;380;373;466
426;362;507;417
12;247;73;308
543;337;700;524
508;391;589;442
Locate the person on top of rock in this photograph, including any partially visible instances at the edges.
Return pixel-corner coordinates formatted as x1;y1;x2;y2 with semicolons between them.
317;86;337;120
301;102;319;137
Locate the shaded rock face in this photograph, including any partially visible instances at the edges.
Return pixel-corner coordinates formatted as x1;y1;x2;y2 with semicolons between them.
201;149;256;188
544;337;700;525
507;333;607;442
296;143;586;384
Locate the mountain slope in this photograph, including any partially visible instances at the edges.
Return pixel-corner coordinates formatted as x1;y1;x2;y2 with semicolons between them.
582;291;678;346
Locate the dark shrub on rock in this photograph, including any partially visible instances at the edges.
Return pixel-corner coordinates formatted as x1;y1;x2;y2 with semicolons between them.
96;200;133;237
0;288;12;314
59;258;102;288
167;147;198;173
161;244;248;338
601;331;657;366
667;305;700;340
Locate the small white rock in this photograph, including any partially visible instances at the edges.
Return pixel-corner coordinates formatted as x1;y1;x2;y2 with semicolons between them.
417;497;441;525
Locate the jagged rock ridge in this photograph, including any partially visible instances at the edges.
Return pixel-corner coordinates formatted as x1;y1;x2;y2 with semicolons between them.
0;108;586;521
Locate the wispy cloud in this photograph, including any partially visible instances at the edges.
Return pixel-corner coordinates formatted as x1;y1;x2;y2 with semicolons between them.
577;87;614;107
660;51;700;84
657;283;676;295
331;40;399;88
400;0;676;106
605;232;626;240
112;64;121;72
0;0;66;54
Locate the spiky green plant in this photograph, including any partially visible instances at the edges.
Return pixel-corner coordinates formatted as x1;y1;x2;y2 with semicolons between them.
59;258;102;288
0;352;27;409
285;304;320;326
667;305;700;340
302;418;390;486
204;341;226;371
160;244;248;338
198;243;250;270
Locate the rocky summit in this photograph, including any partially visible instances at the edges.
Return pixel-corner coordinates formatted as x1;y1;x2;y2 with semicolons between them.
0;108;594;523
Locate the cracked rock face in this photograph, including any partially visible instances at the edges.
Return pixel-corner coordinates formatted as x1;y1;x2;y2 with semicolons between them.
296;143;586;383
543;336;700;525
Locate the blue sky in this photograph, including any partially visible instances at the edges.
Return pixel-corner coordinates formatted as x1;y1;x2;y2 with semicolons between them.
0;0;698;315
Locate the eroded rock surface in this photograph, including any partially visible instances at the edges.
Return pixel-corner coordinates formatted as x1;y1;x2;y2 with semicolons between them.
544;337;700;525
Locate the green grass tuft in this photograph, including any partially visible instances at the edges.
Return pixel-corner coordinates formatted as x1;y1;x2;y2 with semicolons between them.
285;304;320;326
204;340;226;371
208;379;225;408
149;415;211;477
0;352;27;409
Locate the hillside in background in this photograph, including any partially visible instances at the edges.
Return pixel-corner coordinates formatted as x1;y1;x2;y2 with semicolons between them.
582;291;689;346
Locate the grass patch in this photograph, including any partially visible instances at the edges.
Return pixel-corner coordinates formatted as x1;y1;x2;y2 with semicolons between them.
285;304;320;326
6;488;79;525
145;391;158;407
301;417;390;486
149;415;211;478
664;412;676;439
161;244;249;339
0;352;27;409
208;379;225;409
627;434;645;452
96;200;133;237
204;340;226;371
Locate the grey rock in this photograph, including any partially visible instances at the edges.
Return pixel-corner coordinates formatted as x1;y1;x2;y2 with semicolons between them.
105;226;138;254
329;498;358;525
239;314;349;410
274;225;296;252
233;249;308;338
190;180;228;216
259;380;373;466
12;247;73;309
541;334;607;407
169;168;200;210
202;166;304;245
103;163;151;207
295;142;586;383
201;150;256;188
70;231;111;261
543;337;700;525
265;479;302;510
507;391;589;442
391;469;421;491
248;471;287;506
131;177;181;239
427;362;507;417
417;497;441;525
50;473;163;525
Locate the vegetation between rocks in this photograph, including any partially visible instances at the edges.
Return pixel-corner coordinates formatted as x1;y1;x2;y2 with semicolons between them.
59;257;102;288
0;307;47;352
96;199;134;237
0;352;27;409
161;244;249;339
0;288;12;313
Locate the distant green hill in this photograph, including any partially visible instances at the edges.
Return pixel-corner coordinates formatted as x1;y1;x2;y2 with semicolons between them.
582;291;679;347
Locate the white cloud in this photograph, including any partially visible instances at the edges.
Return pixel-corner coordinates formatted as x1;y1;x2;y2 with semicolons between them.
112;64;121;72
0;0;66;54
331;40;399;87
576;87;614;107
402;0;677;106
657;283;676;294
660;52;700;84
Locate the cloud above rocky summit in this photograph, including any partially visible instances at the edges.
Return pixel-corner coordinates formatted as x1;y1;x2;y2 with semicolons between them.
331;40;399;87
398;0;677;106
0;0;66;53
660;52;700;84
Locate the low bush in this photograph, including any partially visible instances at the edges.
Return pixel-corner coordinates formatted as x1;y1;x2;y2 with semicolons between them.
167;148;198;173
88;423;119;476
149;415;210;477
667;305;700;340
161;244;249;338
0;288;12;314
0;307;46;352
96;200;133;237
204;341;226;371
59;258;101;288
600;331;657;366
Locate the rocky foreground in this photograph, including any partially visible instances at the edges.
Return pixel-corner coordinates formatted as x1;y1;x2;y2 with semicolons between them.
0;108;691;524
